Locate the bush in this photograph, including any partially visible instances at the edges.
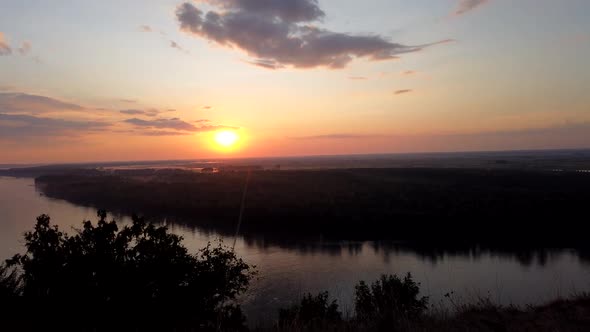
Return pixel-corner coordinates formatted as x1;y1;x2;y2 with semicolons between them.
0;263;21;298
278;291;341;329
4;211;255;330
354;273;428;329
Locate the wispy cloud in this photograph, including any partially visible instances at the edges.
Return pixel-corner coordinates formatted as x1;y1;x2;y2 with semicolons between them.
17;41;31;56
138;130;191;136
176;1;452;69
0;32;12;56
169;40;189;54
246;58;285;70
119;98;137;104
402;70;417;76
0;92;85;114
348;76;368;80
0;113;111;138
394;89;413;95
454;0;490;16
139;25;153;32
119;109;160;117
124;117;237;133
292;133;383;140
202;106;212;110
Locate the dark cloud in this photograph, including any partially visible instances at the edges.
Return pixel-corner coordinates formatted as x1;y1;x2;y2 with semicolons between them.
124;117;236;133
0;92;85;113
195;119;211;123
119;109;160;117
176;1;451;69
125;117;198;131
0;113;111;138
17;41;31;56
119;98;137;103
348;76;368;80
454;0;489;16
394;89;413;95
139;25;153;32
0;32;12;56
204;0;325;23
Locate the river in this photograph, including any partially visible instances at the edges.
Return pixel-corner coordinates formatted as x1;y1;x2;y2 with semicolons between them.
1;176;589;325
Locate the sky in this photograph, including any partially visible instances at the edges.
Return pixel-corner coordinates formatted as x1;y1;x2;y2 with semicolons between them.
1;0;589;163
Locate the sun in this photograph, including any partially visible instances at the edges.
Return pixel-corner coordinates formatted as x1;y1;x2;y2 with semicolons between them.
214;130;239;148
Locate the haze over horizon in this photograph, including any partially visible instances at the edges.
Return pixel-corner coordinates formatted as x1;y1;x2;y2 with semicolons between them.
2;0;590;163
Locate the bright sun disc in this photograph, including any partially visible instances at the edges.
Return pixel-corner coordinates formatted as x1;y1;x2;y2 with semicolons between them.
214;130;239;148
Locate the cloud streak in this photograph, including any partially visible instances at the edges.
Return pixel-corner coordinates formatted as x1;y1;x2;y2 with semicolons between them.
124;117;237;133
139;25;153;32
454;0;489;16
0;32;12;55
394;89;413;95
176;1;451;69
119;109;160;117
0;113;111;138
17;41;31;56
0;92;85;114
292;133;383;140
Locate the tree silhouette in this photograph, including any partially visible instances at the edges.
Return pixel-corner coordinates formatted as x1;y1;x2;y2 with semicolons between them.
4;211;254;331
354;273;428;330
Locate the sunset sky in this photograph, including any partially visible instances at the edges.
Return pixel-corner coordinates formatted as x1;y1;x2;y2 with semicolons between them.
1;0;589;163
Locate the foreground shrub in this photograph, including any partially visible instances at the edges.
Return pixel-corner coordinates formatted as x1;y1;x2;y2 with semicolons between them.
0;263;21;299
4;211;255;330
354;273;428;329
278;291;341;329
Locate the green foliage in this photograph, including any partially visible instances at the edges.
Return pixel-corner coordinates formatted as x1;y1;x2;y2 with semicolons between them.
278;291;341;329
4;211;255;330
354;273;428;329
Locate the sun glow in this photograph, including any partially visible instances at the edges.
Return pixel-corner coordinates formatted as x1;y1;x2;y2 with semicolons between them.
214;130;239;148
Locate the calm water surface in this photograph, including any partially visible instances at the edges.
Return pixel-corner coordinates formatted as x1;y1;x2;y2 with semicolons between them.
1;176;589;324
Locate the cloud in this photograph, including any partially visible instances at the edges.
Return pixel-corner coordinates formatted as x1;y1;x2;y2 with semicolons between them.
176;1;451;69
195;119;211;123
119;99;137;103
0;32;11;55
124;117;236;132
138;130;191;136
119;109;160;117
394;89;413;95
202;106;212;109
203;0;325;23
139;25;153;32
0;113;111;138
454;0;489;16
125;117;198;131
247;59;284;70
348;76;368;80
0;92;85;114
17;41;31;56
402;70;417;76
169;40;189;53
292;133;382;140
